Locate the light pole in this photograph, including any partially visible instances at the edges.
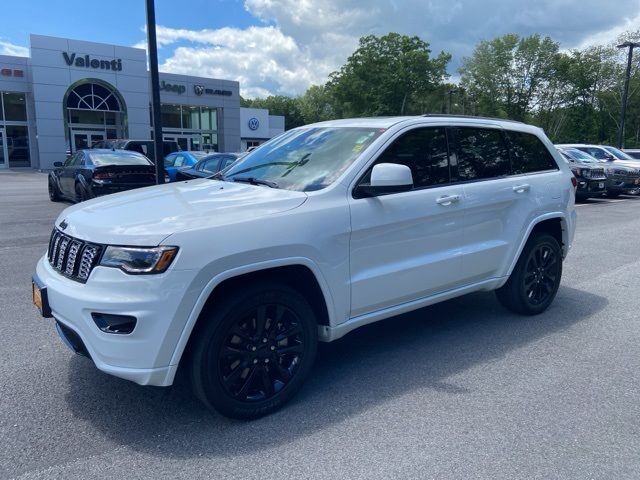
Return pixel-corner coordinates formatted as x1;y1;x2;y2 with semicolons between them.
146;0;164;184
447;88;457;114
617;41;640;149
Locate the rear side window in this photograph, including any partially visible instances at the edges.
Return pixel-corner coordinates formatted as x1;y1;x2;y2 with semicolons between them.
370;127;450;188
508;131;558;174
453;128;510;181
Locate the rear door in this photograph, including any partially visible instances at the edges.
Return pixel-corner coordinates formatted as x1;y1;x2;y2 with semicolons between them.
455;127;559;281
348;126;466;317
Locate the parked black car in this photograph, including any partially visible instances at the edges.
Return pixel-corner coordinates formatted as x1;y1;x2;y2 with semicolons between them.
556;147;607;199
175;153;241;181
91;139;180;160
48;149;162;203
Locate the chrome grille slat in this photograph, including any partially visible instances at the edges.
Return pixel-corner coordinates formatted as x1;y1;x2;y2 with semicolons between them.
47;228;103;283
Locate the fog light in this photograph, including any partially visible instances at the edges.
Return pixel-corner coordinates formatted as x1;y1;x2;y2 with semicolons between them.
91;313;137;334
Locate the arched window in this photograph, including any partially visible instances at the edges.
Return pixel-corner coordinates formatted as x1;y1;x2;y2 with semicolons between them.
66;82;122;112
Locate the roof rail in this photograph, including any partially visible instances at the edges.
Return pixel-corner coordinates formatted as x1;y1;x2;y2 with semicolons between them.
420;114;525;125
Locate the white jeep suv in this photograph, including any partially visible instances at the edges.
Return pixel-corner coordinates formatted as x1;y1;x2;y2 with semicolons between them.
33;116;576;418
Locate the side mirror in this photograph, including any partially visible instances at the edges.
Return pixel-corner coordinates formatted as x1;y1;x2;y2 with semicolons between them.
355;163;413;198
53;161;63;167
606;155;616;161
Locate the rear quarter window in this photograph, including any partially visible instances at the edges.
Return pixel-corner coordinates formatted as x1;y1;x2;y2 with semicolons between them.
507;131;558;174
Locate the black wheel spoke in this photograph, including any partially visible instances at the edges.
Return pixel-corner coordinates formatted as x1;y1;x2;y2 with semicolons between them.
221;345;248;358
260;367;275;397
275;362;292;382
236;367;259;399
277;343;304;355
222;363;246;388
254;305;267;338
276;323;303;342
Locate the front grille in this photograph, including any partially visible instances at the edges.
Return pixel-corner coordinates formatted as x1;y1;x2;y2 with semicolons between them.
585;168;606;179
48;229;103;283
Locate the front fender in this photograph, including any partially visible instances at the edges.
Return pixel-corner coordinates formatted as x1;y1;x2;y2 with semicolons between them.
164;256;336;371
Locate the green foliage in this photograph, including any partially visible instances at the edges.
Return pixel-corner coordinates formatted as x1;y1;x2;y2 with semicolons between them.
241;30;640;147
326;33;451;117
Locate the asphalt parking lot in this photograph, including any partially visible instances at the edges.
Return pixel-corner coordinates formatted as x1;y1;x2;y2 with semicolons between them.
1;170;640;479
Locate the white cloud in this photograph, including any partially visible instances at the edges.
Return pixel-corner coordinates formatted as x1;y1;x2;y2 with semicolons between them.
141;0;640;98
0;40;28;57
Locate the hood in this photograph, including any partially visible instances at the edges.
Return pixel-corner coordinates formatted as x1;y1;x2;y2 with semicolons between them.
56;179;308;246
603;160;640;172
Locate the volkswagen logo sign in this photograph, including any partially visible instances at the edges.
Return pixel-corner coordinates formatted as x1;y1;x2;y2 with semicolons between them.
248;117;260;131
193;84;205;96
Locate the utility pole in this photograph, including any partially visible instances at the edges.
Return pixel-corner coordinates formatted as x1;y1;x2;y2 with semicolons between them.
617;42;640;149
146;0;164;184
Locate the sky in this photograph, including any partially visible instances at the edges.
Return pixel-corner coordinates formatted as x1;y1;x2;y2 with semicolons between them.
1;0;639;98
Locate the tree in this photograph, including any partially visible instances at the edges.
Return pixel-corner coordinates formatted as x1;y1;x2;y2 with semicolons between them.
459;34;561;121
298;85;335;124
326;33;451;117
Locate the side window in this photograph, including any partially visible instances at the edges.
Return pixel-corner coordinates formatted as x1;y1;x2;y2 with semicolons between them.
63;153;77;167
221;157;236;169
363;127;450;189
201;158;220;173
164;154;176;167
507;131;558;174
174;155;185;167
453;127;510;181
580;147;608;160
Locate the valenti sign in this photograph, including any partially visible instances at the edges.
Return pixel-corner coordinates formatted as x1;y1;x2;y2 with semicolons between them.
62;52;123;71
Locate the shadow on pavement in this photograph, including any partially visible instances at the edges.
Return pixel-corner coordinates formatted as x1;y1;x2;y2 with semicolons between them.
64;285;606;459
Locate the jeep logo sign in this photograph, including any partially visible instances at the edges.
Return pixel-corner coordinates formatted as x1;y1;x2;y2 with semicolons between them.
62;52;122;71
160;81;186;94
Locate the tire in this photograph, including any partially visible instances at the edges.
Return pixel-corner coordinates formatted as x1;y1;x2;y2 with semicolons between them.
48;177;61;202
188;283;318;419
75;182;88;203
496;233;562;315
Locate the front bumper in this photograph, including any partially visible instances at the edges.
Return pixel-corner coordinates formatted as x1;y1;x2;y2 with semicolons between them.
575;177;606;197
35;255;197;386
605;175;640;193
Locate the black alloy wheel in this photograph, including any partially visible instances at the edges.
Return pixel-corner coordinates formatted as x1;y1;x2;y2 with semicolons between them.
522;243;560;306
218;304;305;402
496;233;562;315
189;283;317;419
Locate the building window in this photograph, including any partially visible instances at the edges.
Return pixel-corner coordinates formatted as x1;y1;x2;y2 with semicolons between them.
161;104;181;128
3;92;27;121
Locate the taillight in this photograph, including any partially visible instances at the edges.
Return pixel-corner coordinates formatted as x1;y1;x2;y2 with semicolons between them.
571;176;577;189
94;172;116;180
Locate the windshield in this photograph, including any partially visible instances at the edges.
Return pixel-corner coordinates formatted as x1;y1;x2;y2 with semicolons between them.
221;127;384;191
564;148;597;162
89;152;152;166
603;146;634;160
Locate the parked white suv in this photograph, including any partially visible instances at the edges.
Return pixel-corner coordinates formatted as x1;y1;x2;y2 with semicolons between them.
33;116;576;418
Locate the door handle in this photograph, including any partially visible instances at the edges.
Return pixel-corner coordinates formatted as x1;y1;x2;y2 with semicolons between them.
512;184;530;193
436;194;461;206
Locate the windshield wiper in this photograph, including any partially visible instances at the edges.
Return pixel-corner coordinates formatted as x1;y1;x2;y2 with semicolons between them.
231;176;279;188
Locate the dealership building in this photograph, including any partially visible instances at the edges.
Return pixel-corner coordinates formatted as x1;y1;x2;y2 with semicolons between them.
0;34;284;170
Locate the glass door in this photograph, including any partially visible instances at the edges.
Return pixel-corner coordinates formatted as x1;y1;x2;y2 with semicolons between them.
0;129;6;168
71;130;105;152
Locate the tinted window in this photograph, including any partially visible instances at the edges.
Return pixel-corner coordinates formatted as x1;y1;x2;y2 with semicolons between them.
454;128;510;180
370;127;450;188
577;147;609;160
89;152;152;166
508;131;558;174
201;158;220;173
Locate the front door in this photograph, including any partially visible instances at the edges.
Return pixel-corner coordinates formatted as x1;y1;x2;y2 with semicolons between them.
0;129;7;169
348;126;466;318
72;131;105;152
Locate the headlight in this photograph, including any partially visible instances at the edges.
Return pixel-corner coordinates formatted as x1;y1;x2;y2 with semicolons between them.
100;246;178;274
574;168;583;177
